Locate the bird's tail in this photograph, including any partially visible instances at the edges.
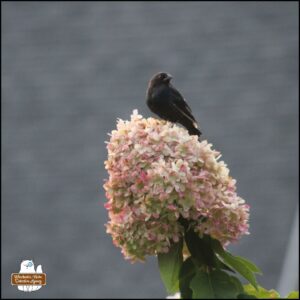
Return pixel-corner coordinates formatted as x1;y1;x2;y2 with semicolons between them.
180;119;202;137
188;126;201;137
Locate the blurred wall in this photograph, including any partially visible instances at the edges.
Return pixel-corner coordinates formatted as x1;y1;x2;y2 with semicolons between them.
2;2;298;298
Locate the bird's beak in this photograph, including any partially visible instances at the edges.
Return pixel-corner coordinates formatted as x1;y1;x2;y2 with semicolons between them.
164;73;173;82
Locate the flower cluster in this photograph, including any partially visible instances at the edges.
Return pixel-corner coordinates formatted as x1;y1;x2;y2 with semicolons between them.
104;110;249;262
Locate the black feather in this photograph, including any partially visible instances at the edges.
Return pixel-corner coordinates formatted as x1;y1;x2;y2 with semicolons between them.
146;72;201;137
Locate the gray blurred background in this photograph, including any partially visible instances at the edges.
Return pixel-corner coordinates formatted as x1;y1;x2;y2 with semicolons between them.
2;2;299;298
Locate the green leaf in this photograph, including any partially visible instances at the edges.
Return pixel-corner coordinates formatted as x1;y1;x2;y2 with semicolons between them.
237;292;257;299
243;284;281;298
214;254;236;273
179;218;236;273
190;269;243;299
212;239;259;290
179;257;196;299
242;286;299;299
190;269;214;299
285;291;299;299
229;275;244;294
234;256;262;274
158;238;183;294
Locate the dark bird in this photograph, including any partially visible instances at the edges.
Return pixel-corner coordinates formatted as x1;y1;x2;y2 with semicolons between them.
146;72;201;137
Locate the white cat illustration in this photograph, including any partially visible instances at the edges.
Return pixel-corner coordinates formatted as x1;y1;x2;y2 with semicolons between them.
18;260;43;292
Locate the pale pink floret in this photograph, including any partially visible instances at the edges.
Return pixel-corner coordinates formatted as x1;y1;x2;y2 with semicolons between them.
103;110;250;262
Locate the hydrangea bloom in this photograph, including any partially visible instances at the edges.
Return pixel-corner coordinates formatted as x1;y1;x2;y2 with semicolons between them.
104;110;249;262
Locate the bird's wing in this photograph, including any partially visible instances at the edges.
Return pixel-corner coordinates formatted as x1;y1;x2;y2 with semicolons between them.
170;87;194;114
169;87;198;127
170;102;199;128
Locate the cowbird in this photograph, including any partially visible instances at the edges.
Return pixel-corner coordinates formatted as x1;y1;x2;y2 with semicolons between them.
146;72;201;137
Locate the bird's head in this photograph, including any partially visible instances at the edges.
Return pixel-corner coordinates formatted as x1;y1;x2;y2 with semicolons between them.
148;72;173;88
